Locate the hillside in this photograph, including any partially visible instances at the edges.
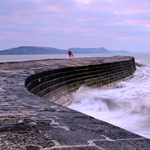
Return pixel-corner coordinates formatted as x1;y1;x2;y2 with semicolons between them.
0;46;66;55
68;47;111;54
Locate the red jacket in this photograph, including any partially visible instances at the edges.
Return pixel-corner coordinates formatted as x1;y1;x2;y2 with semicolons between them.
68;51;72;56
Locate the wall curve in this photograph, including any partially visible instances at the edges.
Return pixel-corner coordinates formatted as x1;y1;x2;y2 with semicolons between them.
2;56;150;149
25;57;136;106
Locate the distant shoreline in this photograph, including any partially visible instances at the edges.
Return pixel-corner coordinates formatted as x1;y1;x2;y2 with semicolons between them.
0;46;130;55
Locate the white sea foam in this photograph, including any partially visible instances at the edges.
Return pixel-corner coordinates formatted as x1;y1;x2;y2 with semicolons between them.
69;54;150;139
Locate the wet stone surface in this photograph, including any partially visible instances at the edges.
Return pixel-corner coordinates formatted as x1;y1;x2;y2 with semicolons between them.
0;57;149;149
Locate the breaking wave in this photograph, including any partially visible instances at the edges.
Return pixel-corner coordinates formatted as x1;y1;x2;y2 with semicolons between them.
69;54;150;139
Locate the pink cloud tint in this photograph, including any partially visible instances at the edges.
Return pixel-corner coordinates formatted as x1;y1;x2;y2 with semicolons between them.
1;0;150;52
40;4;63;10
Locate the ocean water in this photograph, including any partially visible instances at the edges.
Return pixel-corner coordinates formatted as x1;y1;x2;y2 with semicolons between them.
69;54;150;139
0;54;112;62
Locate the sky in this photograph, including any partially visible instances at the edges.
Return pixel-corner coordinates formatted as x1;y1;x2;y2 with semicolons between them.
1;0;150;52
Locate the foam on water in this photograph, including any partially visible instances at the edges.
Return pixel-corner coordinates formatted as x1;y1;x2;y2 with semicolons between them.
69;54;150;139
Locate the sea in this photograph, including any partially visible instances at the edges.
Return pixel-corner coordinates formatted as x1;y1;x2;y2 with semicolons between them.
1;54;150;139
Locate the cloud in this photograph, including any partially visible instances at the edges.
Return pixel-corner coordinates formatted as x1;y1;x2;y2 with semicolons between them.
76;0;92;4
0;0;150;51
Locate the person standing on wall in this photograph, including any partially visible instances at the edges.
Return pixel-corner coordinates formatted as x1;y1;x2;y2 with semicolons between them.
68;50;73;59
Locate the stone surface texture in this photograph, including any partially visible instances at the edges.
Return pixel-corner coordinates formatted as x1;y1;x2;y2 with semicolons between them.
0;56;149;150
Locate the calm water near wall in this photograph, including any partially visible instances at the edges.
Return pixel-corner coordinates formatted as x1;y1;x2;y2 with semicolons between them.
1;54;150;139
69;54;150;139
0;54;112;62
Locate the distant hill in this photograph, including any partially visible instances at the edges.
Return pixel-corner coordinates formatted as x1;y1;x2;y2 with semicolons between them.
0;46;66;55
0;46;130;55
68;47;111;54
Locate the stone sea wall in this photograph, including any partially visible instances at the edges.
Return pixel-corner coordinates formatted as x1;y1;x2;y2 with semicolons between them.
1;56;150;149
25;57;135;106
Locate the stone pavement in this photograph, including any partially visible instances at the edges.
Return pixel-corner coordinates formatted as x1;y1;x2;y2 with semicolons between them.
0;56;150;150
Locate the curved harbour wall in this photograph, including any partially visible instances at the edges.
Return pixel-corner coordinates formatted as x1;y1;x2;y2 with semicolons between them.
25;57;136;106
1;56;150;149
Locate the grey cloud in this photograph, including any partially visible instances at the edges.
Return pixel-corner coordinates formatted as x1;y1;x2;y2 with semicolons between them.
1;0;150;51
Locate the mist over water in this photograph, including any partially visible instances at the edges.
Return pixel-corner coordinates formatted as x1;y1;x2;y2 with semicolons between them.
69;54;150;139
